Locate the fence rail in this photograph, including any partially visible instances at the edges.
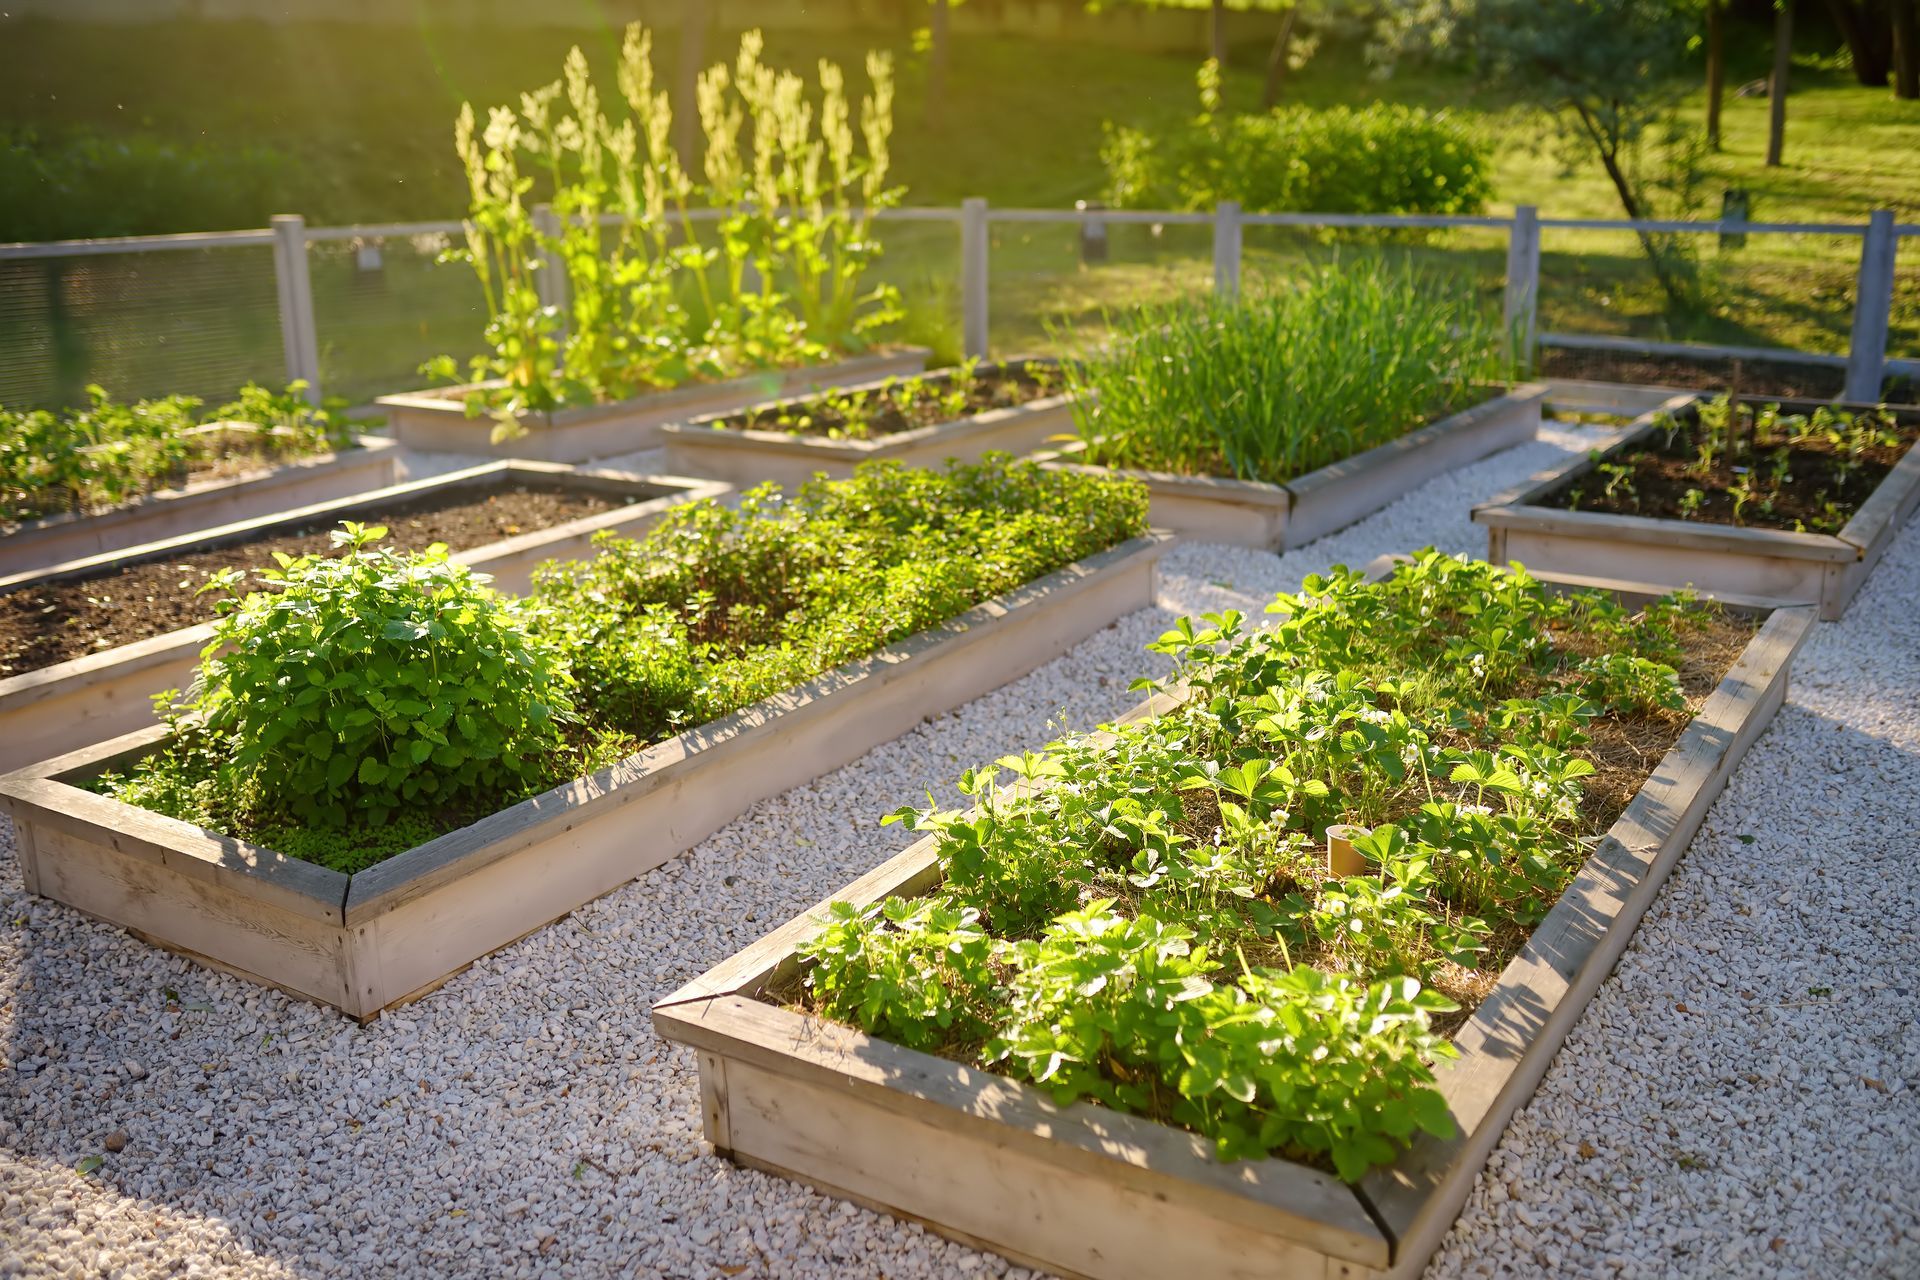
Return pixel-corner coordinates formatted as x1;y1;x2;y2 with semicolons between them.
1;203;1912;411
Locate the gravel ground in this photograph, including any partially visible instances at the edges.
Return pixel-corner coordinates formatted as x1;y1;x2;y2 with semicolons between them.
4;421;1917;1279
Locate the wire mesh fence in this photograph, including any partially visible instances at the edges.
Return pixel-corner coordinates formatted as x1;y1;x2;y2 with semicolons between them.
306;230;485;405
0;206;1910;415
0;244;283;411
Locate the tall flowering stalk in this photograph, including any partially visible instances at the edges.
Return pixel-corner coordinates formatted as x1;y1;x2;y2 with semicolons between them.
429;23;903;427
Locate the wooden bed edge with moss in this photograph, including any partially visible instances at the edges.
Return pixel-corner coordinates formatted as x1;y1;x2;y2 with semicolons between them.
0;462;729;776
1034;384;1547;552
650;568;1814;1280
0;431;401;579
1473;394;1920;621
657;362;1076;490
0;532;1168;1020
376;348;932;463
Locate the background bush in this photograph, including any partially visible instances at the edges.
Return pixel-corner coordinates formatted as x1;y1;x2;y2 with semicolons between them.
1103;66;1492;216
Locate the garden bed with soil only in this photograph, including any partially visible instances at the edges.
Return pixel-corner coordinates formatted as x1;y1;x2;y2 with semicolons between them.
0;527;1166;1020
659;360;1074;489
377;348;932;463
1477;394;1920;620
654;563;1813;1280
0;427;400;579
1038;385;1546;551
0;463;722;774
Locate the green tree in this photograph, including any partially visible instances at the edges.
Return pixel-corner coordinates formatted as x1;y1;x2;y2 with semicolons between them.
1381;0;1703;304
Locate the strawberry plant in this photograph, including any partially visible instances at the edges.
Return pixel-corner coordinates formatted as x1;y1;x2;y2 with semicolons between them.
800;551;1741;1181
0;381;355;524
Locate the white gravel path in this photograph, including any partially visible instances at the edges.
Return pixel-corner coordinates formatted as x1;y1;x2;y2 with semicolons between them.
4;421;1917;1279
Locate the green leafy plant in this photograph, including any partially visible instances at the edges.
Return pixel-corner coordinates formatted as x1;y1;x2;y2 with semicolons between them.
106;523;574;854
802;552;1735;1181
1058;260;1514;484
0;382;355;524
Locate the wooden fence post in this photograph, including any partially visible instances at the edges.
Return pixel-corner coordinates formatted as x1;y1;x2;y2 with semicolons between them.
270;215;322;403
1504;205;1542;371
1213;200;1242;300
962;197;990;360
1844;210;1896;403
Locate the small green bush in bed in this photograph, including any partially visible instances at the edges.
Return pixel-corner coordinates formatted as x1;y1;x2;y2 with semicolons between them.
1059;259;1515;485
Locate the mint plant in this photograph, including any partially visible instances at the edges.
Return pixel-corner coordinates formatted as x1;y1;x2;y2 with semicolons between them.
118;523;573;842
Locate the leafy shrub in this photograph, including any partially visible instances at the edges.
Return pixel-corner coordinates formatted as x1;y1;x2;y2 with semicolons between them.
1102;63;1492;217
107;524;574;853
1059;259;1514;483
0;381;355;524
804;552;1730;1179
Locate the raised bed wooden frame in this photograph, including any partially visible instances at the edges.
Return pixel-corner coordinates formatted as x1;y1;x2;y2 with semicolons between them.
1474;394;1920;621
0;428;400;578
0;461;727;774
1031;384;1547;551
0;533;1168;1020
654;571;1814;1280
657;360;1075;489
376;349;932;462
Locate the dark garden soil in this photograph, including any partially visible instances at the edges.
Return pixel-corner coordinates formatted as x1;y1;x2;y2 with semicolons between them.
718;360;1061;439
0;482;623;676
1539;346;1916;405
1543;412;1918;531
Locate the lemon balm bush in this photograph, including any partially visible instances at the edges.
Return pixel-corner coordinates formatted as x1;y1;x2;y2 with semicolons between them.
97;458;1148;871
799;553;1739;1181
101;523;576;869
429;23;902;423
1060;261;1514;484
0;381;355;524
1102;62;1492;217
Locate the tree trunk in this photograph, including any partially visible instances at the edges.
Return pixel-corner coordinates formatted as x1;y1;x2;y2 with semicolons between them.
1766;0;1792;167
1705;0;1725;148
674;0;711;172
1571;101;1689;308
1894;0;1920;96
1211;0;1228;66
1825;0;1891;85
927;0;951;119
1263;9;1299;108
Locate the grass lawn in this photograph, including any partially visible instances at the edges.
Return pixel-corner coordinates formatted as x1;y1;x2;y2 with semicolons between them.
0;15;1913;405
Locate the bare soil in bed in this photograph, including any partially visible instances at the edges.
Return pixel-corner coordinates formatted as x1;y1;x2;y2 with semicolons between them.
0;483;622;676
1542;415;1918;531
716;361;1061;439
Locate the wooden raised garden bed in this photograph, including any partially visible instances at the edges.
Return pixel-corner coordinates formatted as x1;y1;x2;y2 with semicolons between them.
0;462;725;774
0;427;400;579
0;533;1167;1020
376;348;932;463
654;566;1813;1280
1475;394;1920;621
1036;385;1546;551
658;360;1074;489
